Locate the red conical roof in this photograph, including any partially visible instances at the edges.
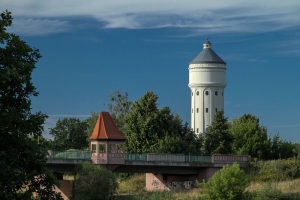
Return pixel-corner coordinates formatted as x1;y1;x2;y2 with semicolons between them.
89;112;126;141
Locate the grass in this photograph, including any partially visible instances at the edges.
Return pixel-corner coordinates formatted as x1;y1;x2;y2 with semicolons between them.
115;175;300;200
247;178;300;195
117;174;146;194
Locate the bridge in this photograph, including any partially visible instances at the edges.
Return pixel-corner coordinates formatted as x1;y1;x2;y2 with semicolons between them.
46;112;250;198
47;150;250;191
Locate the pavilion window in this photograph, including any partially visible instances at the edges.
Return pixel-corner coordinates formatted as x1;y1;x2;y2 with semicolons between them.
99;144;106;153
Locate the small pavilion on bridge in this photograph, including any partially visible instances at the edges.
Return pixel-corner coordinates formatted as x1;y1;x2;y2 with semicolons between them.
89;112;126;164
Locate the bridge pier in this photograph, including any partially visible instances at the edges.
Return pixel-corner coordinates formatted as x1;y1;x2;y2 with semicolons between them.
145;167;223;191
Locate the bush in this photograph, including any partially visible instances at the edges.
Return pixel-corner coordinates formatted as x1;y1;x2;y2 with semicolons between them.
199;163;249;200
72;162;118;200
117;174;145;194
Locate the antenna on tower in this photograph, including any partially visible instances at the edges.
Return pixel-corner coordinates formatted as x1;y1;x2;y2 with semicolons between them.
206;37;210;41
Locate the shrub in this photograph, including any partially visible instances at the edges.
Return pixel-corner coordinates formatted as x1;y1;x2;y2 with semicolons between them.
199;163;249;200
72;162;118;200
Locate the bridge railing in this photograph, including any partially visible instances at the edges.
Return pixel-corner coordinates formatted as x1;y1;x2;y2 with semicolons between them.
49;150;91;160
185;155;212;163
125;153;147;161
124;153;212;163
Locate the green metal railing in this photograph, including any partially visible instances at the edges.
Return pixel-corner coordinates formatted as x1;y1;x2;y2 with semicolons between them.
124;153;147;161
185;155;212;163
124;153;212;163
49;151;213;163
51;150;90;160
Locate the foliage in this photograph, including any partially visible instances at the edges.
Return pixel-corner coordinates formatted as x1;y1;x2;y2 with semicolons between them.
117;174;145;194
230;114;270;159
199;163;249;200
105;90;132;133
0;10;62;199
49;117;89;150
244;183;282;200
269;133;297;159
72;161;118;200
251;159;300;182
124;91;198;153
202;110;233;154
84;111;98;142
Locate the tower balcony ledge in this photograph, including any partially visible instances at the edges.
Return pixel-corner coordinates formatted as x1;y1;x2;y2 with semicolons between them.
188;83;227;87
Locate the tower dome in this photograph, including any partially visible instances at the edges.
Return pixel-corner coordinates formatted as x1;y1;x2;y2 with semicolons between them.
190;39;226;64
188;39;226;134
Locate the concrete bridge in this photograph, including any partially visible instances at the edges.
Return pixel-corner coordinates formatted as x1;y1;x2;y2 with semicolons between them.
47;150;250;191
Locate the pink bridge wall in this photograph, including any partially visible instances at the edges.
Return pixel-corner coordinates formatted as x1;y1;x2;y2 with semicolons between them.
146;167;222;191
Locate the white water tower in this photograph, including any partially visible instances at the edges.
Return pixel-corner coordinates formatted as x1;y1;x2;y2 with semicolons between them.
188;39;226;134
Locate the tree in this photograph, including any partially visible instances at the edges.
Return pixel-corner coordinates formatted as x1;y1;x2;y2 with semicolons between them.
202;110;233;154
124;91;198;153
72;162;118;200
0;10;62;199
269;133;297;159
200;163;249;200
230;114;270;159
105;90;132;133
84;111;98;142
49;118;88;150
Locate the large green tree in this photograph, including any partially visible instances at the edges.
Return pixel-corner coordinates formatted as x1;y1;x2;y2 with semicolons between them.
125;91;197;153
230;114;270;159
202;110;233;154
49;118;89;150
0;10;62;199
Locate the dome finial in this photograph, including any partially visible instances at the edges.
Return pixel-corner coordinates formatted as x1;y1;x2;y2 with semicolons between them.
203;37;211;49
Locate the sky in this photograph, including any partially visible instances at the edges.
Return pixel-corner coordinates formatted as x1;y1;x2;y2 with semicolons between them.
2;0;300;142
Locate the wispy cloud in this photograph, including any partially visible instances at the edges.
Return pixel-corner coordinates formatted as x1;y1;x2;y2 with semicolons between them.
8;18;70;36
2;0;300;36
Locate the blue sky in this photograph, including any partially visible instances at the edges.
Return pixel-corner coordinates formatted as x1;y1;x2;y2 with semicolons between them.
2;0;300;142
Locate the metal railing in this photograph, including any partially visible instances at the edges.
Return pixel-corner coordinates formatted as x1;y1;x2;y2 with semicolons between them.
124;153;212;163
50;150;91;160
48;150;248;164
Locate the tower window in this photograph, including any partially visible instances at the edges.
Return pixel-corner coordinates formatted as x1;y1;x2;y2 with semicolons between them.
206;108;208;113
197;128;199;133
197;91;199;96
192;108;193;113
215;108;218;112
222;91;223;96
205;91;209;95
197;108;199;113
192;92;193;96
215;91;218;96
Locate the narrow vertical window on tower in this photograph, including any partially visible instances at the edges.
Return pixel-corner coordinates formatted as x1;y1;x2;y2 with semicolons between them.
206;108;208;113
215;91;218;96
192;92;193;96
222;91;224;96
197;108;199;113
205;91;209;95
192;108;193;113
197;128;199;133
197;91;199;96
215;108;218;112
